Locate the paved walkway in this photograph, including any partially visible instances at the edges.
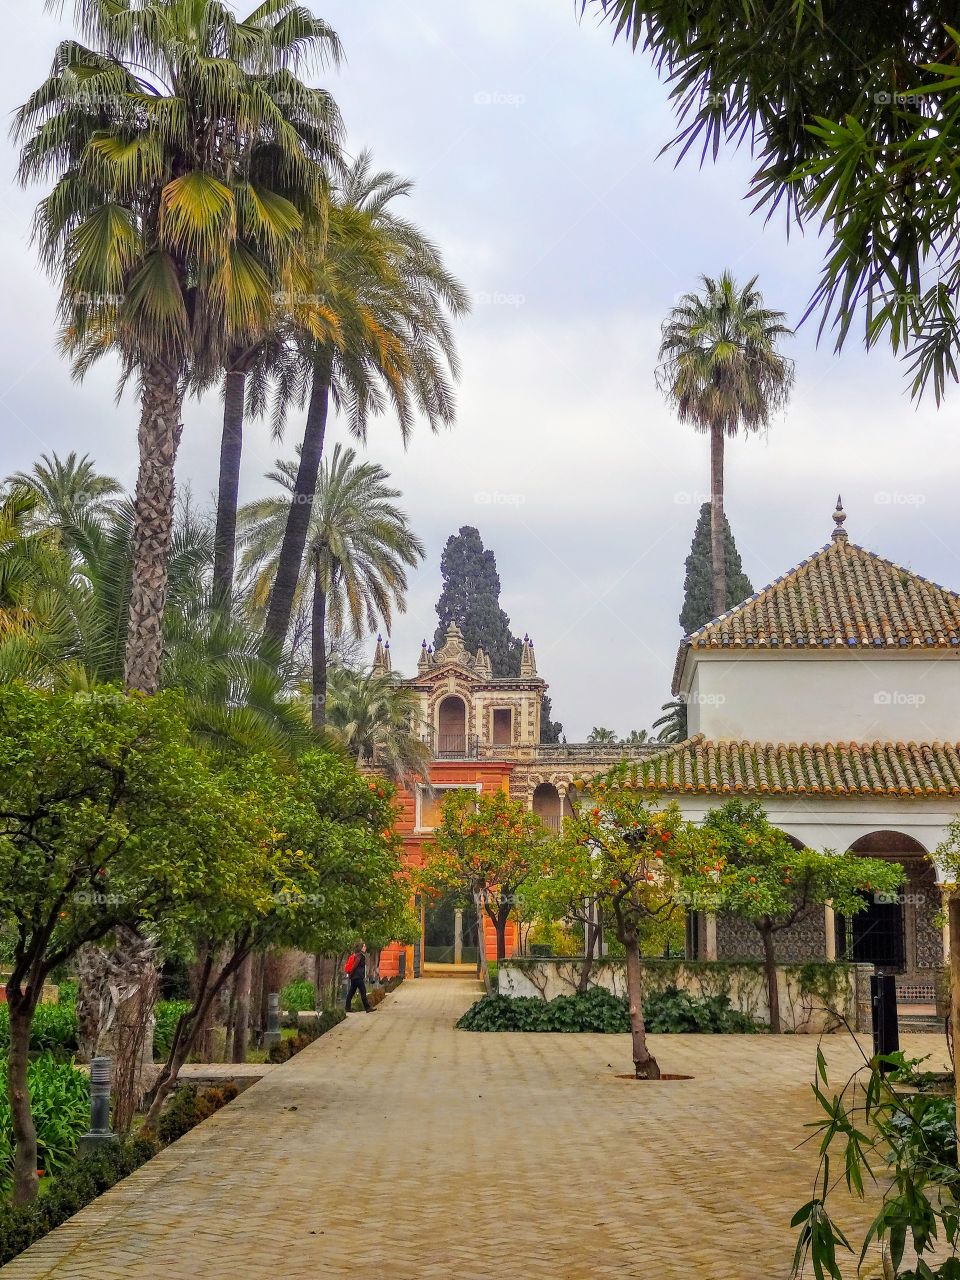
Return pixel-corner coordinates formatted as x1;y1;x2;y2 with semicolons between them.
2;978;950;1279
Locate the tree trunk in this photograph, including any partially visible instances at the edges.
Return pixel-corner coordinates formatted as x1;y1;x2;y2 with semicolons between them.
8;990;39;1205
761;926;781;1034
492;905;509;962
709;422;726;620
261;366;331;651
231;953;252;1064
578;910;599;994
311;577;327;731
624;935;660;1079
143;949;246;1134
124;358;184;694
212;367;247;610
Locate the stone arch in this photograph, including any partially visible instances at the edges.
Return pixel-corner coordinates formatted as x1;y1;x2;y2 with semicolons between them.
839;830;941;977
532;782;562;831
436;695;468;756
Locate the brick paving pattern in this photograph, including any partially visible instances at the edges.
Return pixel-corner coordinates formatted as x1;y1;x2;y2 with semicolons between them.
2;977;950;1279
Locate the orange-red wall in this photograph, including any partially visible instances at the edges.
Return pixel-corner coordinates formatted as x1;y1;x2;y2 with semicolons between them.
379;760;516;978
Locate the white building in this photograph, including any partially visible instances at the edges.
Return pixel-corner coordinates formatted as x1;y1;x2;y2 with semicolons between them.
655;499;960;989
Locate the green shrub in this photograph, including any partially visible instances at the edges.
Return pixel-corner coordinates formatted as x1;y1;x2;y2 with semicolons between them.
0;1054;89;1192
153;1000;191;1061
0;1135;158;1267
642;986;761;1034
156;1081;239;1146
457;986;762;1033
266;1008;346;1062
0;1003;79;1057
280;979;316;1015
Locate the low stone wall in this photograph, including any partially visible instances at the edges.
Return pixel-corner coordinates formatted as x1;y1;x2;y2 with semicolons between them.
497;957;873;1034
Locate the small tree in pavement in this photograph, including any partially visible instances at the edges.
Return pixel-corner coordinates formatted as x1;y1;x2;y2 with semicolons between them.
561;764;716;1078
704;799;904;1032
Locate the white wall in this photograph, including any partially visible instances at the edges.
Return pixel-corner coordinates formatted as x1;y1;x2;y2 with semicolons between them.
684;651;960;743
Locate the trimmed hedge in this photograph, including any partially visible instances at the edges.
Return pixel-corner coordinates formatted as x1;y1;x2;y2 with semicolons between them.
153;1000;191;1061
457;986;762;1034
267;1008;346;1063
0;1080;239;1267
0;1004;79;1057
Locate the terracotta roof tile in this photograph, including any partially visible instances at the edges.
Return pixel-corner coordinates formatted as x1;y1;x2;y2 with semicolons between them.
638;736;960;798
672;538;960;692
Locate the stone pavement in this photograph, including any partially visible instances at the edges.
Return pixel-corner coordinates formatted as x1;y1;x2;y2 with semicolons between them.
2;978;951;1279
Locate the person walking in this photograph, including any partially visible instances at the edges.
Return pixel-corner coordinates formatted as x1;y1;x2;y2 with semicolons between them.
344;942;373;1013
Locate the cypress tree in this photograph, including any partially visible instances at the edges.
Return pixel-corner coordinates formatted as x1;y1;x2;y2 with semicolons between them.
679;503;754;634
433;526;563;741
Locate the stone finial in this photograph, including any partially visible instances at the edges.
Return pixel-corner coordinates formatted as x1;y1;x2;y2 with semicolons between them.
372;634;388;676
418;639;431;673
434;622;470;668
520;634;537;677
832;495;848;542
382;639;392;673
474;646;492;679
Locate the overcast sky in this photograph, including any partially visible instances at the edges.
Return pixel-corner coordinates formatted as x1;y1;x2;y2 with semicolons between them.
2;2;956;740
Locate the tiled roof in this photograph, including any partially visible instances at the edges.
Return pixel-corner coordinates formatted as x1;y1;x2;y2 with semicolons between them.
638;735;960;798
672;536;960;692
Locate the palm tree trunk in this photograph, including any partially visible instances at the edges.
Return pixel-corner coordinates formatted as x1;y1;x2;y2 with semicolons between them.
213;368;247;610
311;575;328;731
124;359;184;694
709;422;726;620
262;361;332;651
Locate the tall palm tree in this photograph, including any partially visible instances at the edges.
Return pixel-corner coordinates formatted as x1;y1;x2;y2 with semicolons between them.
239;444;424;729
324;662;430;783
588;726;618;744
255;152;470;652
657;272;794;618
16;0;341;694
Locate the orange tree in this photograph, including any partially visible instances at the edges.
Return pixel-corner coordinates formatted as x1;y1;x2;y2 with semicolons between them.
704;800;904;1032
560;764;717;1078
420;789;553;964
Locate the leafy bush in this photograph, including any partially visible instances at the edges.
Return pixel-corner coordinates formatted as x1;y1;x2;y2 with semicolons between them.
457;988;631;1033
156;1082;239;1146
642;986;761;1034
153;1000;190;1061
267;1008;346;1062
0;1135;158;1267
281;979;316;1015
0;1003;79;1057
0;1055;89;1191
457;985;762;1033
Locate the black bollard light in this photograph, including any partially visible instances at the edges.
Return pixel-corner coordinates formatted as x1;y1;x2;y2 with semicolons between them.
78;1056;119;1156
871;972;900;1073
264;992;281;1047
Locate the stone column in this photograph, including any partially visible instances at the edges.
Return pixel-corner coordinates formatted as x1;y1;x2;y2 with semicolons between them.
454;908;463;965
824;904;837;961
704;913;718;961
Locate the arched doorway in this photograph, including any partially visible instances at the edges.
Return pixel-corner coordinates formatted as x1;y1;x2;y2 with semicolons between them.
532;782;562;831
836;831;937;975
423;889;480;965
436;695;468;758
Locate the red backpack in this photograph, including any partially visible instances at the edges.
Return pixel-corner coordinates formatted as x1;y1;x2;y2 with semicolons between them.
345;952;358;976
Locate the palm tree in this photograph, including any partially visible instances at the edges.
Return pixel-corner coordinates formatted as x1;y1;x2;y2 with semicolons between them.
16;0;342;694
8;452;122;529
588;726;618;744
653;698;688;744
324;663;430;783
239;444;424;730
622;728;650;745
657;272;794;617
255;152;470;652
